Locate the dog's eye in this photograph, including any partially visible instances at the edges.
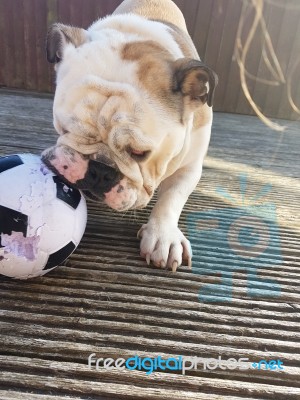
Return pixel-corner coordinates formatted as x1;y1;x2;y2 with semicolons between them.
128;147;150;161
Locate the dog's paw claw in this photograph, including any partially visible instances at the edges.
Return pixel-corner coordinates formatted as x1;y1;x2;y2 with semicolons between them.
138;222;192;272
146;254;151;265
172;261;178;273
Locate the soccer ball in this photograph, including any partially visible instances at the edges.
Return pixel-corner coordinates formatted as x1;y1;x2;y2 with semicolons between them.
0;154;87;279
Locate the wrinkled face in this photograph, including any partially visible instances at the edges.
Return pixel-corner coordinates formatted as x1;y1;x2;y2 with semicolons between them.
43;80;186;210
42;22;217;211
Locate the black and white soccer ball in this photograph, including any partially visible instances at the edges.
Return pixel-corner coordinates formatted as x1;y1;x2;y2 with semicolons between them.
0;154;87;279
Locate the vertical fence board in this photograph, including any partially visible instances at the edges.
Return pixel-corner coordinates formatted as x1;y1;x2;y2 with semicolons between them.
34;0;48;92
262;4;292;119
283;22;300;120
272;6;300;120
0;0;300;120
1;1;15;89
215;0;243;112
46;0;58;91
250;3;283;120
190;0;214;60
23;0;37;90
234;2;264;116
11;0;25;88
203;0;228;73
181;0;199;35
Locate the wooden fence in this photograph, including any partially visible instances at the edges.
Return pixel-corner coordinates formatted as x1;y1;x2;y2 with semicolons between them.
0;0;300;120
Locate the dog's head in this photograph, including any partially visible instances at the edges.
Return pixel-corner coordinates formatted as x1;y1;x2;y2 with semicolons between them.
42;23;218;211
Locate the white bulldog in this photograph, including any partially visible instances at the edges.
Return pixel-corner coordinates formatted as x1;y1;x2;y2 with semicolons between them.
42;0;218;272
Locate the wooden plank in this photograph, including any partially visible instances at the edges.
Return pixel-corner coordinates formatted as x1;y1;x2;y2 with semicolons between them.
0;308;299;357
202;0;228;73
0;1;6;86
0;393;86;400
34;0;49;92
1;1;300;119
0;0;15;88
250;2;283;119
0;90;300;399
0;371;278;400
189;0;214;60
0;356;299;399
10;0;25;89
234;1;267;116
276;10;300;120
215;0;243;112
262;4;297;119
1;287;300;339
23;0;38;90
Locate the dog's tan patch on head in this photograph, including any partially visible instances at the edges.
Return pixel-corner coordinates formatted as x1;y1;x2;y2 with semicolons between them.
122;41;181;115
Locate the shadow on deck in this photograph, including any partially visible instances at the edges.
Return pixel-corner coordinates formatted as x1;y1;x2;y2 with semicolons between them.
0;90;299;400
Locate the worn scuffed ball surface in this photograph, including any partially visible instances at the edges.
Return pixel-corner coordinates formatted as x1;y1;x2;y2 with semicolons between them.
0;154;87;279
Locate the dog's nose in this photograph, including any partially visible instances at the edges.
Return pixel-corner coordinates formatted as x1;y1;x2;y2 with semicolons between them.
75;160;121;195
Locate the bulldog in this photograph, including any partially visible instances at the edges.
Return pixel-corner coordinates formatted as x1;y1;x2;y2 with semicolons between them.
42;0;218;272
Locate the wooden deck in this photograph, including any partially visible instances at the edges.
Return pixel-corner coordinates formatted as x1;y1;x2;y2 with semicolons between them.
0;90;299;399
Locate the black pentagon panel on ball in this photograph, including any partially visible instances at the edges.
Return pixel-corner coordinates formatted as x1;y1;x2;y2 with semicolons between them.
0;206;28;247
0;154;23;173
43;241;76;270
53;176;81;209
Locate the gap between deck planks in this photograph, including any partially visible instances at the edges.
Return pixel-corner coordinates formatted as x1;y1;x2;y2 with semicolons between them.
0;90;300;399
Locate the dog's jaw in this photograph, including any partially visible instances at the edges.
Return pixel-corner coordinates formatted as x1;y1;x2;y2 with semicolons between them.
103;177;138;211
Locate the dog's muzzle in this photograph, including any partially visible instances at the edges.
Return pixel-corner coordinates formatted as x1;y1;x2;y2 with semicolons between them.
43;156;123;201
75;160;122;200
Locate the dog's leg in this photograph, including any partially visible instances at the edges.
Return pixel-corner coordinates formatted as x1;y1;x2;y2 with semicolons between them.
138;125;211;272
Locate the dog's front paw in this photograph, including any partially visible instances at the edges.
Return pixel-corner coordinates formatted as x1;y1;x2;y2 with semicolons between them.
137;222;192;272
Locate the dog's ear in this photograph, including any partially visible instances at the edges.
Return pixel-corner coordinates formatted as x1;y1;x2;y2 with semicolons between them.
172;58;218;108
46;23;88;63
